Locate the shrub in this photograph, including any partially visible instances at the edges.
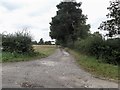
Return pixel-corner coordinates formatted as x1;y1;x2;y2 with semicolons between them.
74;34;120;65
2;30;35;55
101;38;120;65
74;34;103;56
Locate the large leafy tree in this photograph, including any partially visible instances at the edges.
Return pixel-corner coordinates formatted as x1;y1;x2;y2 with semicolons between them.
49;0;90;46
99;0;120;37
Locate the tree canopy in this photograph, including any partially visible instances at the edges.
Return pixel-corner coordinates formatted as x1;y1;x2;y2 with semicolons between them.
99;0;120;37
49;1;90;46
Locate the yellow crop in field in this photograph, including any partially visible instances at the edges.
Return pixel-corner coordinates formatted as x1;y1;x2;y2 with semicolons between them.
33;45;56;56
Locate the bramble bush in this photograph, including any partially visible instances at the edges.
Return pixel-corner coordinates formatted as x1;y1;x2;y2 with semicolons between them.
101;38;120;65
74;35;120;65
74;34;103;57
2;30;36;55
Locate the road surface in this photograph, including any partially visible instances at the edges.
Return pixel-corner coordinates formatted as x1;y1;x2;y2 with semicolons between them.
2;49;118;88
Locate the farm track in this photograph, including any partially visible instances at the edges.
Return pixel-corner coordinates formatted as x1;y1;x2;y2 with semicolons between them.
2;49;118;88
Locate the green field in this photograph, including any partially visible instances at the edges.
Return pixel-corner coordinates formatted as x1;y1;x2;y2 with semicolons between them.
2;45;56;63
67;49;118;82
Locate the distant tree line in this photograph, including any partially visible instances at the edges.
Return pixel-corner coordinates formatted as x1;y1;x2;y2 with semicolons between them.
49;0;120;65
32;38;53;45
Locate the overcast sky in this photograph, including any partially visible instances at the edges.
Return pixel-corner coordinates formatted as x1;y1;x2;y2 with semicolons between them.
0;0;110;41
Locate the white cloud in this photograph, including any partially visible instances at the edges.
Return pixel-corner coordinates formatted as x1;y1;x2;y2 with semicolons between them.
79;0;110;33
0;0;58;41
0;0;111;41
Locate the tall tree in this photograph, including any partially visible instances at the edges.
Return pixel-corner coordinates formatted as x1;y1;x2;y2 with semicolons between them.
38;38;44;45
99;0;120;37
49;1;90;46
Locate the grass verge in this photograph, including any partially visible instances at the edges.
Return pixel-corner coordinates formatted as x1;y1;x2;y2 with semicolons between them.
67;49;118;82
2;45;56;63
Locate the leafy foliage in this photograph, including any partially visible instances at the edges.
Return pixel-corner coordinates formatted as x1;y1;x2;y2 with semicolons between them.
99;0;120;37
101;38;120;65
74;32;103;57
49;1;90;46
2;30;35;54
49;0;119;65
74;32;120;65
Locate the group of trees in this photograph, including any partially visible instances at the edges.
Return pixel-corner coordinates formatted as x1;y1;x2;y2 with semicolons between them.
32;38;52;45
1;0;119;65
49;0;120;65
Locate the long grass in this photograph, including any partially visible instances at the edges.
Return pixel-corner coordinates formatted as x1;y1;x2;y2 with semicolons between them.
2;45;56;63
67;49;118;82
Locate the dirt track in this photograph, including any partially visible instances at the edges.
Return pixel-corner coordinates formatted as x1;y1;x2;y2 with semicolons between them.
2;49;118;88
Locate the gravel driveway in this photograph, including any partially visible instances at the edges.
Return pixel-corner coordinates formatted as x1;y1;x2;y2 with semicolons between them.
2;49;118;88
